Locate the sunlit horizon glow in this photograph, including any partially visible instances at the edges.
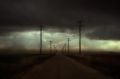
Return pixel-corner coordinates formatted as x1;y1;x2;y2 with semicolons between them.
0;30;120;53
81;36;120;52
0;30;79;51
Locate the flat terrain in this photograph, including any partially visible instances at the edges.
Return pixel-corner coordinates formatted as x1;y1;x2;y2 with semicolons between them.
0;54;53;79
16;55;112;79
0;51;120;79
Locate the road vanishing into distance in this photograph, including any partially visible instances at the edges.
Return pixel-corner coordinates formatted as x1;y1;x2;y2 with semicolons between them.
16;55;113;79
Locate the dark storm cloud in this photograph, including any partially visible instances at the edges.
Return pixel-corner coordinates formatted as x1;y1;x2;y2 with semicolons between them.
85;25;120;40
0;25;40;36
0;0;119;25
0;0;120;39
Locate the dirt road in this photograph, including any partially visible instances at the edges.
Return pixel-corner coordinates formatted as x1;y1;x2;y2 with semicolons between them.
17;56;112;79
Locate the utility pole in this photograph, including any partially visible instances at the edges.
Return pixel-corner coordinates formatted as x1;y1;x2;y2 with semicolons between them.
67;38;70;54
62;43;66;54
53;45;57;53
64;43;66;53
49;40;52;53
40;25;43;55
78;20;82;54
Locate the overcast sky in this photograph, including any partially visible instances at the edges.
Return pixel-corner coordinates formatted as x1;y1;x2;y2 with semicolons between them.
0;0;120;38
0;0;120;52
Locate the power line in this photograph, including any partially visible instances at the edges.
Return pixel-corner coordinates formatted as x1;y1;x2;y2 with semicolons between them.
49;40;53;53
40;25;42;54
53;44;57;54
62;43;67;54
78;20;82;55
67;38;70;54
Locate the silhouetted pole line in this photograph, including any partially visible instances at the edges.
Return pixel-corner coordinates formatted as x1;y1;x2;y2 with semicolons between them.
53;45;57;53
61;44;64;54
67;38;70;54
64;43;66;53
40;25;43;55
78;20;82;55
62;43;67;54
53;45;56;51
49;40;53;53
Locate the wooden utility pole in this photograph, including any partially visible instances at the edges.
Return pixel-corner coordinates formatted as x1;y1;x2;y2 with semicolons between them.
49;40;52;53
62;43;66;53
53;45;57;54
67;38;70;54
64;43;66;53
40;25;43;55
78;21;82;54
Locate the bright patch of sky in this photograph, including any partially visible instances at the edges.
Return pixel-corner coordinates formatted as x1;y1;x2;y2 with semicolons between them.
0;30;120;52
0;31;79;50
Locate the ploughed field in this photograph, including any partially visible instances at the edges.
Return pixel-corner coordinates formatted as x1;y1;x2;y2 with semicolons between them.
70;51;120;79
0;50;53;79
0;50;119;79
